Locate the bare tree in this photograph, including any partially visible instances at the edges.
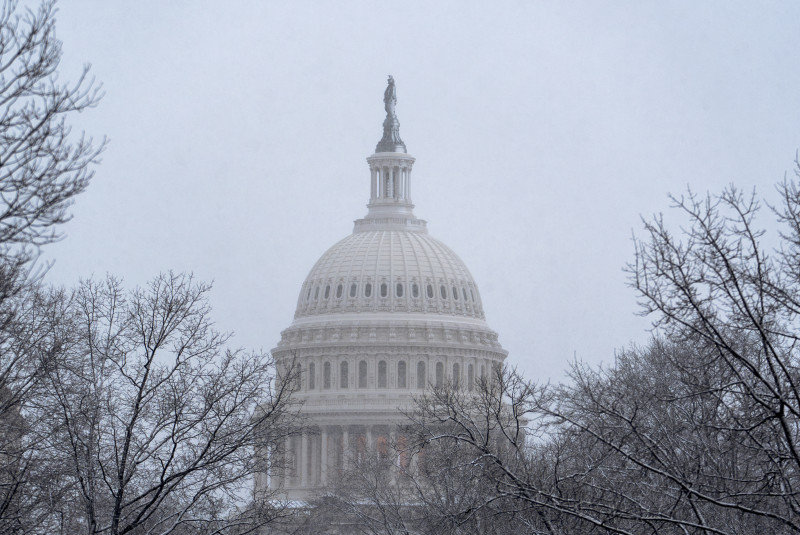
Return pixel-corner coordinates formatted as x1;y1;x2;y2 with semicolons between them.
307;371;552;535
0;1;103;531
20;274;298;535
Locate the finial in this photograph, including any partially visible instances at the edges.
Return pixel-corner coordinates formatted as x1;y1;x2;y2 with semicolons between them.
375;75;406;153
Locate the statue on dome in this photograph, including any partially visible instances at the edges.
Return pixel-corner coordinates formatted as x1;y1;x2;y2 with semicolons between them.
384;75;396;117
376;75;406;153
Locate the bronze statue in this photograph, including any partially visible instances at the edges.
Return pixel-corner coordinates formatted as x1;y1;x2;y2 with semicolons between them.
384;75;396;117
376;75;406;153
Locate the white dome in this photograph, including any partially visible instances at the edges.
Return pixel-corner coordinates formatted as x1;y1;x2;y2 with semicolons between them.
295;228;485;321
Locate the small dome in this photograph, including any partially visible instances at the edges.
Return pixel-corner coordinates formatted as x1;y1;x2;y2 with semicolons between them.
295;229;484;320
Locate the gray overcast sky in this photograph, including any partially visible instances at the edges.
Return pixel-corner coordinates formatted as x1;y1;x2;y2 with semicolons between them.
43;1;800;382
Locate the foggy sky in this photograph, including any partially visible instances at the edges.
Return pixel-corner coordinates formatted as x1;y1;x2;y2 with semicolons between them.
43;1;800;382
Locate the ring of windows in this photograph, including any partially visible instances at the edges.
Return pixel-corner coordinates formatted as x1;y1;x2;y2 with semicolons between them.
301;277;479;312
300;356;495;393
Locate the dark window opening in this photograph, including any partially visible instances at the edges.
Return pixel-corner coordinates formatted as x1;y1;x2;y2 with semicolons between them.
378;361;387;388
340;361;349;389
358;360;367;388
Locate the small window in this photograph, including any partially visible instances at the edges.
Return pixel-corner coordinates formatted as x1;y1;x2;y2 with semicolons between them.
324;285;330;299
463;287;468;301
378;360;387;388
417;361;426;389
453;363;460;388
470;289;475;301
396;283;403;297
307;286;312;300
412;284;419;298
358;360;367;388
308;362;316;390
435;362;444;388
440;285;447;299
336;284;343;298
380;283;388;297
350;283;357;297
426;284;434;299
323;362;331;389
314;286;319;299
398;360;407;388
365;283;372;297
340;361;349;389
452;286;458;300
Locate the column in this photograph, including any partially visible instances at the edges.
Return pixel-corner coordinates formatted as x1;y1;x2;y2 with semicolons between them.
279;435;290;488
370;168;376;200
300;433;308;487
389;429;397;484
309;432;317;485
321;427;329;486
342;427;350;471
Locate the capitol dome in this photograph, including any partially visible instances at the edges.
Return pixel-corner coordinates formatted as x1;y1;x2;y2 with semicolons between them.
265;77;507;501
294;228;486;320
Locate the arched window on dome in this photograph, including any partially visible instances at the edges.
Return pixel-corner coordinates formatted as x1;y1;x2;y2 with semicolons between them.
378;360;387;388
340;361;349;389
398;360;407;388
396;283;403;297
416;361;426;389
314;286;320;300
435;362;444;388
324;285;330;299
412;283;419;298
452;286;458;300
463;287;469;301
358;360;367;388
323;362;331;389
306;286;312;301
350;283;357;298
467;363;474;391
336;284;343;298
453;363;460;388
365;283;372;297
426;284;434;299
308;362;315;390
380;283;388;298
440;285;447;299
470;289;475;302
